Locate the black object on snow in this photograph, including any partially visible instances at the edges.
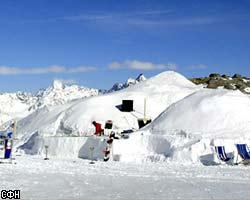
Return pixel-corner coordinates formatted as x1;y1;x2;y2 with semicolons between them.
121;100;133;112
107;138;113;144
138;119;152;129
105;120;113;129
121;129;134;134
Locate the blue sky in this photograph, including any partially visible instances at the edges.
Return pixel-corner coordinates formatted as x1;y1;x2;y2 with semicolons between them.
0;0;250;92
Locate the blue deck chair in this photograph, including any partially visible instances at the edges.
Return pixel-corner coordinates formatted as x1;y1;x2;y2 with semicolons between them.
236;144;250;161
215;146;233;162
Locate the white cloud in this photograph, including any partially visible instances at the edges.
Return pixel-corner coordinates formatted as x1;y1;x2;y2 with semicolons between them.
107;62;122;70
63;10;171;22
67;66;96;73
62;11;228;29
165;63;178;70
54;79;77;85
108;60;177;71
188;64;208;70
63;14;112;21
0;65;96;75
11;10;247;31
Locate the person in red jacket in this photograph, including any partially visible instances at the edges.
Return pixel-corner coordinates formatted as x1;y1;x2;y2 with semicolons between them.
92;121;104;136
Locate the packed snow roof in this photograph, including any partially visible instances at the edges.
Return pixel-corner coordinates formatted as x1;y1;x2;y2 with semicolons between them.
146;89;250;138
17;71;200;137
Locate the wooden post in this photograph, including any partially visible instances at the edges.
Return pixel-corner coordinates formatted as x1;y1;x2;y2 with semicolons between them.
89;146;95;164
44;145;49;160
13;120;17;140
144;98;147;123
10;120;16;163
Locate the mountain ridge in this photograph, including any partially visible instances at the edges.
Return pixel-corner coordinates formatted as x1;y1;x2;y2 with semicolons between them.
0;74;147;125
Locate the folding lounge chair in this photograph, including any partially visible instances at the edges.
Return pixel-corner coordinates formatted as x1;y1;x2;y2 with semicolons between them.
236;144;250;163
215;146;233;162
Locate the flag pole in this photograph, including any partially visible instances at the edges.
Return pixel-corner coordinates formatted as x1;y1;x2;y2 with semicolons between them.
13;120;17;140
10;120;17;163
143;98;147;123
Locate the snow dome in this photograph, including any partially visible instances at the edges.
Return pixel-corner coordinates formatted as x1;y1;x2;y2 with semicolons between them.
147;89;250;138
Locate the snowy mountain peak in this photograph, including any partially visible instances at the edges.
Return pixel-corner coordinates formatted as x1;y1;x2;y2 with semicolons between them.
33;80;99;109
126;73;146;85
52;80;65;90
108;73;147;92
0;80;99;125
0;71;195;125
136;73;146;82
126;78;136;85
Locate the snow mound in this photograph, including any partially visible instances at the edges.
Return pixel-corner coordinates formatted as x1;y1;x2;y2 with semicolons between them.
17;71;200;138
110;89;250;164
147;89;250;137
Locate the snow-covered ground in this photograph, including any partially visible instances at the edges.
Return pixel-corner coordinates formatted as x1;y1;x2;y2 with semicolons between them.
14;71;250;165
2;71;250;200
1;155;250;200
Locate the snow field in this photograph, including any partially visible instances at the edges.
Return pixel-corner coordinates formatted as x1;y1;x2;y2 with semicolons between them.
1;156;250;200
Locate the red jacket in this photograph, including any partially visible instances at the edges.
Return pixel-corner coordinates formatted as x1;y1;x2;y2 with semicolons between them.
94;123;103;135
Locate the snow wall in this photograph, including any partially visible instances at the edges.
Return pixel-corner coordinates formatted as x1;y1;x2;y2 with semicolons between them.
112;131;250;165
16;130;250;165
17;134;110;160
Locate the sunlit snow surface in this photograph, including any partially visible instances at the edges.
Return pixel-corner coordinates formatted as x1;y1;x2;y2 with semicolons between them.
1;156;250;200
15;71;250;164
4;71;250;199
